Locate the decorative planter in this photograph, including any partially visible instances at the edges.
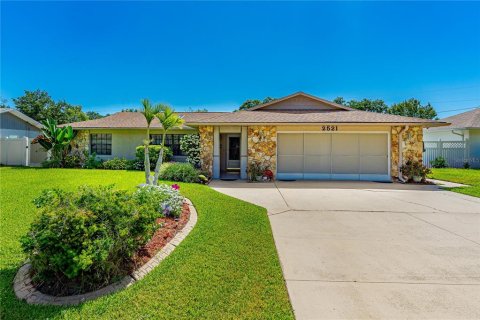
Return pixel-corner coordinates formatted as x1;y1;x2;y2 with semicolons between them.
413;176;422;183
13;199;198;306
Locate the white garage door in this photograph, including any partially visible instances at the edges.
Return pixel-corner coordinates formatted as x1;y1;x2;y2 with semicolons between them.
277;132;390;181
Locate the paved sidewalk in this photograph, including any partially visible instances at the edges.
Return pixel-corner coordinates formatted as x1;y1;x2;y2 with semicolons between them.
211;180;480;319
427;178;468;188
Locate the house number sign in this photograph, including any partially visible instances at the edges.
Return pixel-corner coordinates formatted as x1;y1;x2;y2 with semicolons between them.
322;125;338;131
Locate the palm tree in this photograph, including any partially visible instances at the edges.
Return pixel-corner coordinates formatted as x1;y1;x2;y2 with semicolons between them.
140;99;161;184
152;105;185;185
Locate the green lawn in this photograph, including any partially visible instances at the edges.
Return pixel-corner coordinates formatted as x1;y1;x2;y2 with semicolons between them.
428;168;480;198
0;167;293;320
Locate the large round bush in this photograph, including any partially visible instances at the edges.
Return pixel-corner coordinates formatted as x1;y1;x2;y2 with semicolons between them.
159;162;199;183
21;184;183;295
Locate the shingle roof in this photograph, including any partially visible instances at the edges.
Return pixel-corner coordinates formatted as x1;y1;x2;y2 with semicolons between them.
430;108;480;130
187;110;444;125
66;112;229;129
67;109;446;129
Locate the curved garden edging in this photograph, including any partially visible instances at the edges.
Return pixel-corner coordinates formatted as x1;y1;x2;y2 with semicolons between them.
13;198;198;306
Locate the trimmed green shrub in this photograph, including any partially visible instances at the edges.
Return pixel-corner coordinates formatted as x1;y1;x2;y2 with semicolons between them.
102;157;135;170
84;153;103;169
430;156;448;168
135;145;173;170
180;134;201;168
20;184;183;295
159;162;199;183
44;150;103;169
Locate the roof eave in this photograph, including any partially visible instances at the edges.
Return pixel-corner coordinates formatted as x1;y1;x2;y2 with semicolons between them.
186;121;448;127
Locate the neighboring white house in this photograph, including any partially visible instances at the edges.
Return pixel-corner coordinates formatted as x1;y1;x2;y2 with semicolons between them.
423;108;480;168
0;108;47;166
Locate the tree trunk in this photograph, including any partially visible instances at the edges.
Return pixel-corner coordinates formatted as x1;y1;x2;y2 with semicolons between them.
152;132;166;185
144;127;151;184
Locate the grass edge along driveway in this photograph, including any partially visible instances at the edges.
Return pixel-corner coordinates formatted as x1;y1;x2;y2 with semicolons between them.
0;167;294;320
429;168;480;198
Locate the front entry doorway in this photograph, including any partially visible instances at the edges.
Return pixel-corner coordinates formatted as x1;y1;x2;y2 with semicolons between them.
220;133;241;180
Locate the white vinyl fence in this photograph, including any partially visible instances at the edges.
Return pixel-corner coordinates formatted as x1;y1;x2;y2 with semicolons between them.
423;140;470;168
0;137;47;166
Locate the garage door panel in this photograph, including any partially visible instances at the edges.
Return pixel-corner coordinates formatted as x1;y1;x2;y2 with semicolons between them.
277;155;303;173
304;133;331;155
304;155;330;173
360;134;388;156
331;134;359;155
332;155;359;174
277;133;303;155
277;132;389;181
360;156;388;174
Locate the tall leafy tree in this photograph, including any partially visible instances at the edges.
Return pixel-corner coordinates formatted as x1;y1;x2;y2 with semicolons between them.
12;90;88;124
152;106;185;185
333;96;437;118
13;90;54;120
333;97;388;113
85;111;104;120
347;99;389;113
333;97;346;105
140;99;161;185
56;101;88;123
388;98;437;119
238;97;276;111
186;107;208;112
0;97;10;108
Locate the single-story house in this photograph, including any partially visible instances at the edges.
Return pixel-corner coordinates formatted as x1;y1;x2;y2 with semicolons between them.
423;108;480;168
0;108;47;166
67;92;447;181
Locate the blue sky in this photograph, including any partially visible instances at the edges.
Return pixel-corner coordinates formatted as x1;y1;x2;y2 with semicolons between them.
1;1;479;117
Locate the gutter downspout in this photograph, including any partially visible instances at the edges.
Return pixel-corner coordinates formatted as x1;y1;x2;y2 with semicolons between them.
398;125;409;183
451;130;464;140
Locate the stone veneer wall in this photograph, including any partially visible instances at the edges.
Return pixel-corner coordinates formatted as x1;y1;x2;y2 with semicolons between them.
73;130;90;152
391;126;423;177
198;126;214;176
247;126;277;179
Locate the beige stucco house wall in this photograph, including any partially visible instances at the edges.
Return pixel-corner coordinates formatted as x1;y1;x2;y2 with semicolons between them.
75;128;196;161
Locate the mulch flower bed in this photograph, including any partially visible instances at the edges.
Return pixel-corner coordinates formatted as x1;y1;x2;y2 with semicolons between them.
134;201;191;267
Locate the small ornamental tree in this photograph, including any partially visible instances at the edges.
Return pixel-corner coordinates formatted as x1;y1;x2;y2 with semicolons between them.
180;134;201;168
140;99;161;184
152;106;185;185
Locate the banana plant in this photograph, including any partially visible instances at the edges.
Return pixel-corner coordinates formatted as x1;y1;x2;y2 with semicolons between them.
32;118;77;167
152;105;185;185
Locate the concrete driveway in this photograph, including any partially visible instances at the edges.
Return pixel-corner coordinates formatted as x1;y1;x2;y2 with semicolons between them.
210;180;480;319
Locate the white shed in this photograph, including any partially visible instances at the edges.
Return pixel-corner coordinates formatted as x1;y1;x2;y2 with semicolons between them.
0;109;47;166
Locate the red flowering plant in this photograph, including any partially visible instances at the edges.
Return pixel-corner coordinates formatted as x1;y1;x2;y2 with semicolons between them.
263;169;274;180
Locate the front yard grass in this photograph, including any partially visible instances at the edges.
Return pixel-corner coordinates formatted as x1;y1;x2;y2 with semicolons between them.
428;168;480;198
0;167;293;320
